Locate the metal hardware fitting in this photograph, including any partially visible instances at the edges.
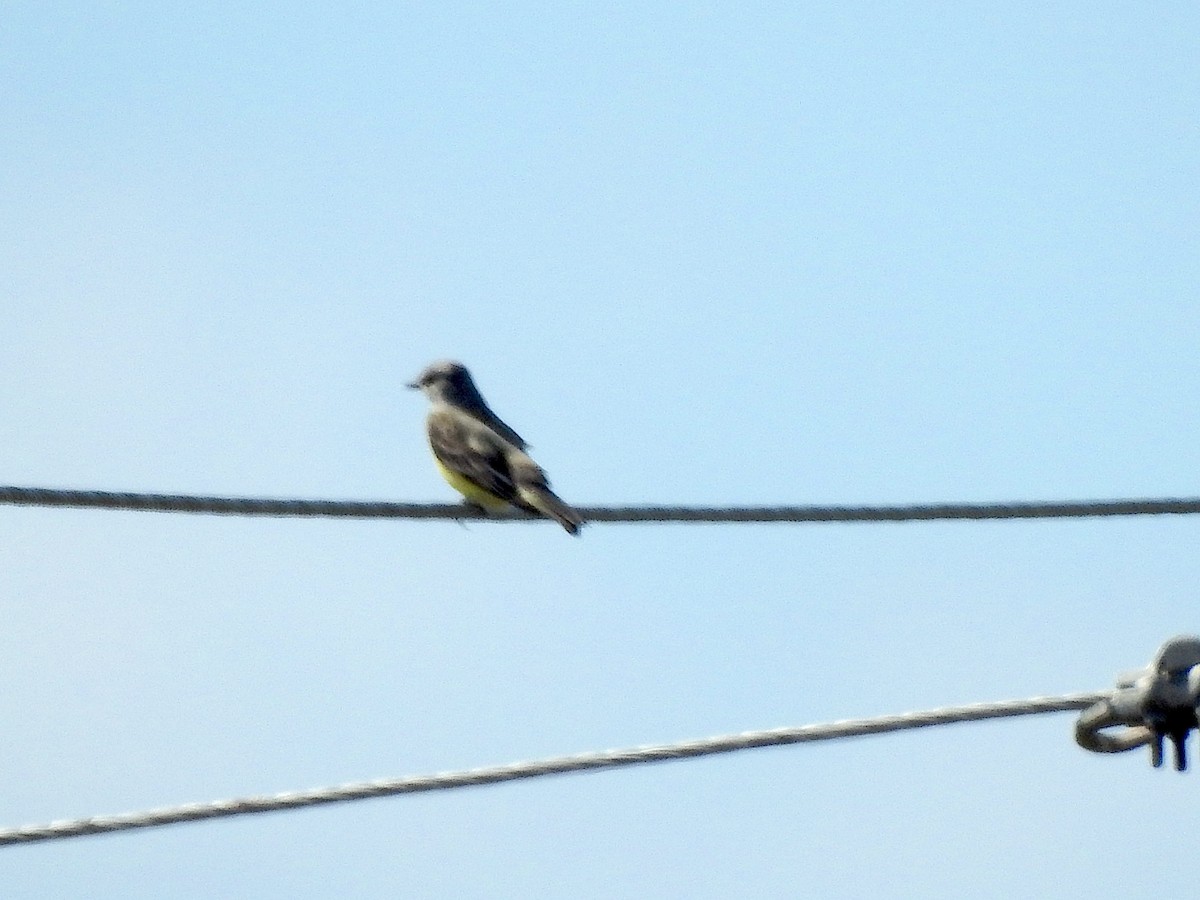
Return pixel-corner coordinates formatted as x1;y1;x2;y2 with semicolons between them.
1076;635;1200;771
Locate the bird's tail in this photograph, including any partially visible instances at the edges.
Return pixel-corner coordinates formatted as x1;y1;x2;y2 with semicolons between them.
518;484;584;536
511;455;584;536
507;464;579;534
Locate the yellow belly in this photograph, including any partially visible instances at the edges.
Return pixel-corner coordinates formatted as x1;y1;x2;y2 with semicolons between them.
435;459;512;511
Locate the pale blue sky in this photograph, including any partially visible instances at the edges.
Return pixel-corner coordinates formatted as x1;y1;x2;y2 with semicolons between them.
2;3;1198;897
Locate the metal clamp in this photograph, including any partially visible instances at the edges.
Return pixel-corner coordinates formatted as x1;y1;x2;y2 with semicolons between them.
1076;635;1200;771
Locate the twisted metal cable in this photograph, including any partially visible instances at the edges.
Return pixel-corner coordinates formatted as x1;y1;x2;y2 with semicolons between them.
0;692;1105;847
3;485;1200;523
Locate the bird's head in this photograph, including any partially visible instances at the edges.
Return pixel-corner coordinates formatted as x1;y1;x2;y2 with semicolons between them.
407;359;477;403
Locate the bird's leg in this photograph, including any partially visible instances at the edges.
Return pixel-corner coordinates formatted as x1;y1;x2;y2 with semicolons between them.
457;499;489;530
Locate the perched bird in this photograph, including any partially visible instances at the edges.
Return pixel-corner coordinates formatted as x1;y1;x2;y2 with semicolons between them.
408;360;583;535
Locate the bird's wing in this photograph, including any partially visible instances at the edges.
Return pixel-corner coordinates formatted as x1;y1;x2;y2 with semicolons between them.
427;408;522;505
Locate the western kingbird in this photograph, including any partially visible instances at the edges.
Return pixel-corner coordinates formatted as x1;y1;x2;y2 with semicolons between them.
407;360;583;535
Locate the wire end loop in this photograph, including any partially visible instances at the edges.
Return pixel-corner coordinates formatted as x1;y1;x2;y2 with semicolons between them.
1076;636;1200;771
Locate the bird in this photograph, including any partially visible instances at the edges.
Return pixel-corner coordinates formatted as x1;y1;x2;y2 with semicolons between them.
407;360;584;535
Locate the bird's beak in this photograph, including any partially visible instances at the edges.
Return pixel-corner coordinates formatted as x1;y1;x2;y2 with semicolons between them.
405;380;420;390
